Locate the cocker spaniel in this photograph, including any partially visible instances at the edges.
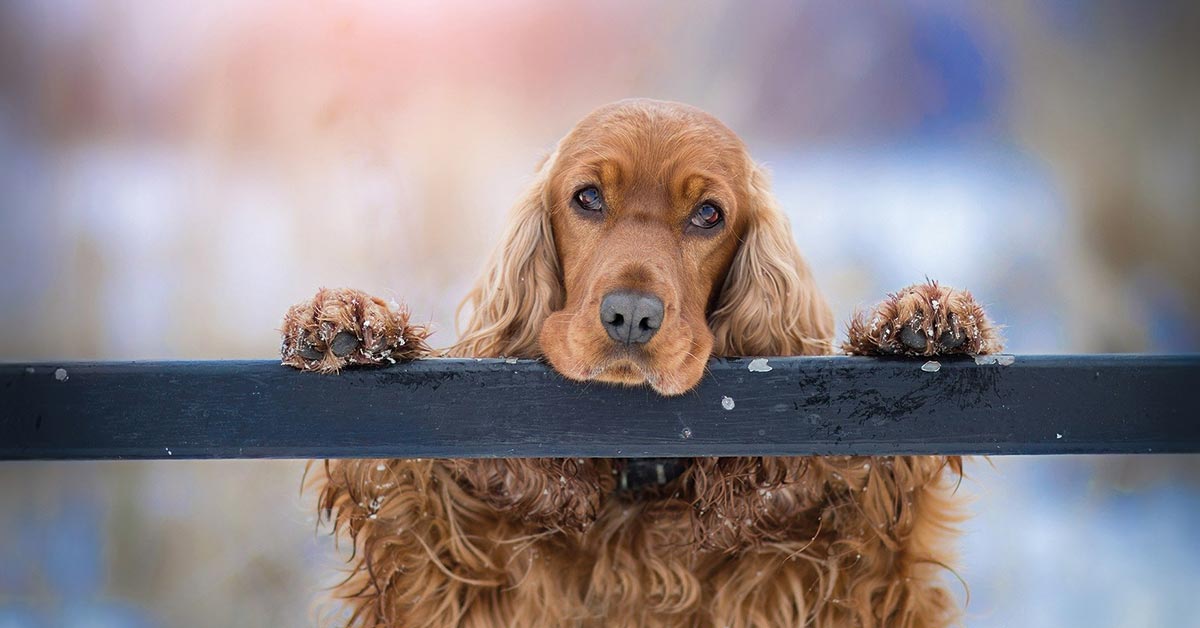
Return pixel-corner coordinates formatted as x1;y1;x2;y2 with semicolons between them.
281;99;1001;628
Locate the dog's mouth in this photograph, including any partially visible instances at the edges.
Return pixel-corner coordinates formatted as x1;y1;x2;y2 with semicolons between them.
591;349;652;380
614;458;689;495
589;350;675;393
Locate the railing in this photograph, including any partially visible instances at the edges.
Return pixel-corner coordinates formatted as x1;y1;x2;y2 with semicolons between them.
2;355;1197;460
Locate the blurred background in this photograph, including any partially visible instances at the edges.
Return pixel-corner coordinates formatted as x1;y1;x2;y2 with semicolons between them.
1;0;1197;626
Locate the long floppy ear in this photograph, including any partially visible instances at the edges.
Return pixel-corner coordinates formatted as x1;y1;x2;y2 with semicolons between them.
709;163;834;356
448;155;563;358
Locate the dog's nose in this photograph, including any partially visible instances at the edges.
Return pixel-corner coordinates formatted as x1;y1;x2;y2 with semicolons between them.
600;290;664;345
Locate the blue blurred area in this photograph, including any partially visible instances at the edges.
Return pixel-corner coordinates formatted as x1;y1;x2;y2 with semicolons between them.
0;480;157;628
909;5;1004;136
963;458;1200;627
0;462;331;628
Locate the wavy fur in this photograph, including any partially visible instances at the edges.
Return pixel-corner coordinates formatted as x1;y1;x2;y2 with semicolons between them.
302;100;986;628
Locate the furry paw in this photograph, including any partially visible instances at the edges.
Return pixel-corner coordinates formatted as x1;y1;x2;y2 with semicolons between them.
280;288;431;372
843;281;1002;356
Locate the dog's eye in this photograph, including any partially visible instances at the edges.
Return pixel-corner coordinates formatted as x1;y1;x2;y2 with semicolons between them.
574;186;605;212
690;202;723;229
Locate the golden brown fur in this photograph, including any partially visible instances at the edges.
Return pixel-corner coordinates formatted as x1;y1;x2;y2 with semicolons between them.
282;99;1002;627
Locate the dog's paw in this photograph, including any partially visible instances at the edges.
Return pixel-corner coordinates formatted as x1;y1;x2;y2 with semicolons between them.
281;288;431;373
843;281;1002;356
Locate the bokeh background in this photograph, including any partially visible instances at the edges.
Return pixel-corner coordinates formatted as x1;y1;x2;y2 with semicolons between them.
1;0;1198;626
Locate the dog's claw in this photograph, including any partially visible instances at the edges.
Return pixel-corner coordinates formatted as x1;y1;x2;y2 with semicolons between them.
297;342;324;360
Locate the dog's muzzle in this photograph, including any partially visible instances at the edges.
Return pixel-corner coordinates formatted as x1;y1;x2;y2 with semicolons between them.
615;458;688;493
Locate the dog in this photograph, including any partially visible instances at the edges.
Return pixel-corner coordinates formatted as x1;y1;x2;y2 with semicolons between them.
281;99;1001;627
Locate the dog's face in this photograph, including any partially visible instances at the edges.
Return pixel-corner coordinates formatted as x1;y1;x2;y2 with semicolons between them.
453;99;833;395
538;103;751;395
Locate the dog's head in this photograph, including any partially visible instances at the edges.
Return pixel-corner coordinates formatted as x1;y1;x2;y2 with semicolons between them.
453;99;832;395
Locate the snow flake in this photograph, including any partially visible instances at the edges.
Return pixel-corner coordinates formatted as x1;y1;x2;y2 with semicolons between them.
747;358;772;373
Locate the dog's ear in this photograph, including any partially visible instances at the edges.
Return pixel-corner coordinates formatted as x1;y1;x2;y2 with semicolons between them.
709;162;834;356
450;154;564;358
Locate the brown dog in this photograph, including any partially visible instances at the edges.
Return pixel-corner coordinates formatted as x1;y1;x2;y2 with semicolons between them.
282;99;1000;627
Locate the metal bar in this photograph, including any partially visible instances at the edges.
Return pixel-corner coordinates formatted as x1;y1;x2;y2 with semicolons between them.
1;355;1197;460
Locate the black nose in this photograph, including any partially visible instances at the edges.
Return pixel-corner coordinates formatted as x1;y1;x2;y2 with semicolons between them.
600;290;664;345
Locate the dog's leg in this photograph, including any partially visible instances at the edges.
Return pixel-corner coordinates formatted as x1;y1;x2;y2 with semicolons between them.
313;458;596;628
804;456;964;628
834;282;994;624
281;287;431;372
312;458;474;627
312;457;616;627
689;456;962;627
833;282;993;624
843;280;1002;356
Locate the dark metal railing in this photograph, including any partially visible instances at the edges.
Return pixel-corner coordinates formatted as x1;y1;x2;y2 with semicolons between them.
2;355;1197;460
